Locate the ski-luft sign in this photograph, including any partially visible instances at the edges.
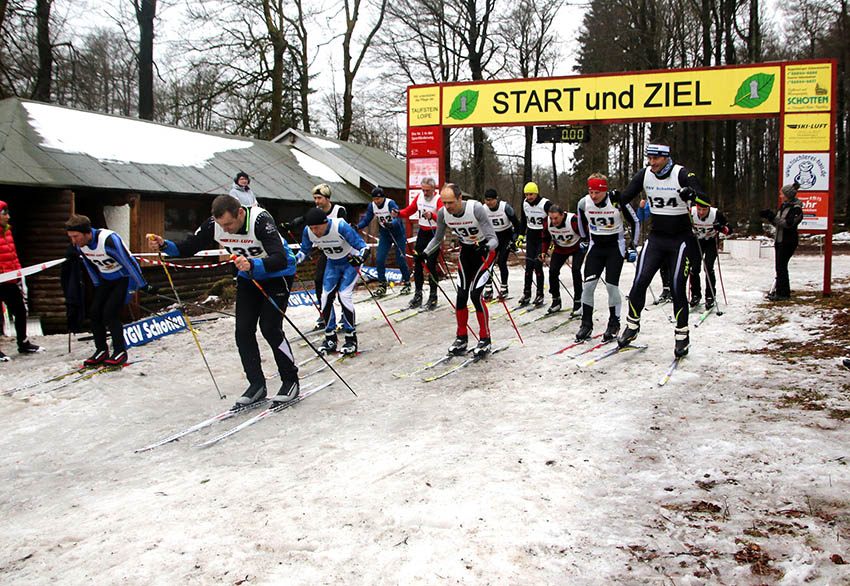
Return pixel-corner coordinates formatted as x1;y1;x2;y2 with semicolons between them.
406;59;837;294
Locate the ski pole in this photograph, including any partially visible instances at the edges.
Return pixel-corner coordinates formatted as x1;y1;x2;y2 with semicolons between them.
281;225;326;320
540;253;574;302
715;235;728;305
476;240;523;345
148;237;225;400
237;260;357;397
351;261;403;345
691;234;724;317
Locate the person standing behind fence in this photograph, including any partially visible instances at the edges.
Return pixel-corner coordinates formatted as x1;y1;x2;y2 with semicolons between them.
0;200;41;360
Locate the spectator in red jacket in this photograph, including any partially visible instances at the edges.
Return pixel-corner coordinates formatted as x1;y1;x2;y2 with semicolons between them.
0;201;41;360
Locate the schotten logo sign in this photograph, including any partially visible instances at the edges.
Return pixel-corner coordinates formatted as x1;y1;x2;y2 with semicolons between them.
123;310;187;348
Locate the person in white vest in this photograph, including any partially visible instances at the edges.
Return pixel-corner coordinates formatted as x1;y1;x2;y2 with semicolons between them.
540;203;586;317
616;140;707;358
516;181;552;307
689;201;729;309
395;177;443;310
296;207;368;356
66;214;156;367
148;195;300;409
482;188;520;300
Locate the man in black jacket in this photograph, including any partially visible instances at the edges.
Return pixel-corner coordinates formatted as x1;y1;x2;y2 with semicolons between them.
760;182;803;301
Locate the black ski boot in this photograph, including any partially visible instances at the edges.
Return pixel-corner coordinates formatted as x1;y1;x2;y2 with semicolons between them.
375;281;388;297
482;284;493;300
569;303;582;319
448;335;468;356
104;350;128;366
674;327;690;358
408;290;423;309
517;293;531;307
84;349;108;366
602;315;620;342
400;280;412;295
705;297;715;310
533;293;545;307
499;284;509;299
234;380;267;410
426;290;438;310
271;379;300;406
575;304;594;341
547;297;562;314
340;333;358;355
313;316;326;331
0;350;8;362
617;316;640;348
17;339;42;354
689;294;701;308
472;337;492;359
319;333;338;354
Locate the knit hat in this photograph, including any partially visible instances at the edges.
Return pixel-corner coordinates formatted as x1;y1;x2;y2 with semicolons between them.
233;171;250;184
483;189;498;200
524;182;539;194
305;207;328;226
0;200;7;213
781;182;800;199
371;187;385;198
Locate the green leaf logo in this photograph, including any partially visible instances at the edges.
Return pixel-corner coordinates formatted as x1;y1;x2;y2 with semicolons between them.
731;73;775;108
448;90;479;120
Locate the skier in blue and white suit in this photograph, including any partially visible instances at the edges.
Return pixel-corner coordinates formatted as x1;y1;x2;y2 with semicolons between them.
297;207;368;355
356;186;411;297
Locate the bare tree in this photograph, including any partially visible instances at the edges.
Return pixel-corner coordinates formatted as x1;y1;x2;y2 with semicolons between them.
339;0;388;141
32;0;52;101
132;0;155;119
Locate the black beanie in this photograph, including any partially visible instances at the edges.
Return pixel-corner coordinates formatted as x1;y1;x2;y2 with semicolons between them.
305;207;328;226
371;187;384;198
484;188;498;200
234;171;250;184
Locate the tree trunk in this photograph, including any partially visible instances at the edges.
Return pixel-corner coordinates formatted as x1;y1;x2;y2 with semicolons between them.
32;0;52;102
136;0;156;120
523;126;533;184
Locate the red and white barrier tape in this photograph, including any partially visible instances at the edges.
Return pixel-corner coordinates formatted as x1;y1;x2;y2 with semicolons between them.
137;256;233;269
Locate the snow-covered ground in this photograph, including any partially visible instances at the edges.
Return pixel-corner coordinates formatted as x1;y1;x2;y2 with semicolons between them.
2;251;849;585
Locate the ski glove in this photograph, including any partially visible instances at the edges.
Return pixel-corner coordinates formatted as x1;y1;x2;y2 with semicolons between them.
514;234;525;248
473;241;489;257
678;187;695;201
714;222;729;235
347;254;365;267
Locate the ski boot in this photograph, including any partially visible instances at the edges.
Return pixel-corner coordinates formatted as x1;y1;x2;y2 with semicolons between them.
575;304;594;341
689;294;701;308
533;293;545;307
618;316;640;348
674;327;690;358
602;315;620;342
472;337;492;359
233;380;267;410
313;316;326;331
0;350;8;362
426;290;438;310
499;284;509;300
517;293;531;307
569;303;582;319
375;281;388;297
271;379;300;406
319;333;338;355
448;335;468;356
84;349;108;366
547;297;562;314
340;333;358;355
705;297;715;310
482;284;493;300
17;339;42;354
843;358;850;371
400;280;412;295
104;350;128;366
658;288;672;302
408;290;423;309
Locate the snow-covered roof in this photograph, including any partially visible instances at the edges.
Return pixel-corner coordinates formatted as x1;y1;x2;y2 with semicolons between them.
272;128;406;191
0;98;370;205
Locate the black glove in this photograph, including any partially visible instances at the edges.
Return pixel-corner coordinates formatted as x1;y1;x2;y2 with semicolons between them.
759;209;775;220
679;187;695;201
347;254;364;267
606;189;621;201
474;242;489;257
140;284;159;295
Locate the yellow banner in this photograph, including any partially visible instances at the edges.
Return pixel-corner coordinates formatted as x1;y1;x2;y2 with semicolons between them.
785;63;832;112
432;66;781;126
783;112;831;151
408;86;441;126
